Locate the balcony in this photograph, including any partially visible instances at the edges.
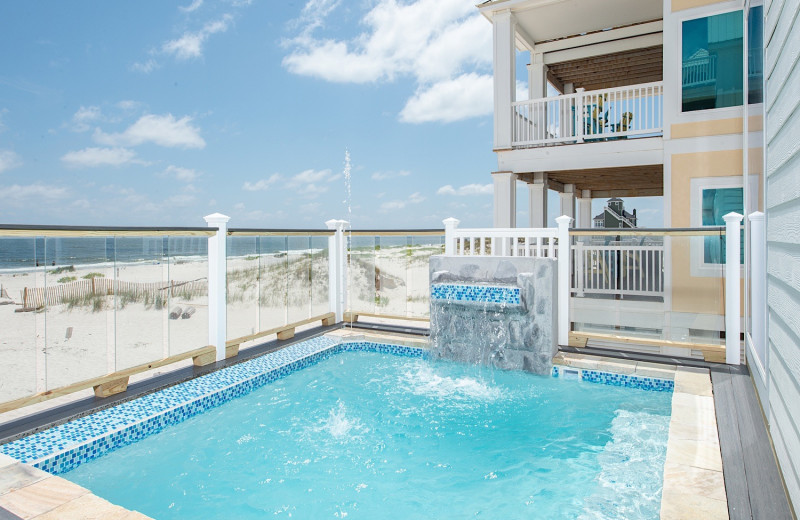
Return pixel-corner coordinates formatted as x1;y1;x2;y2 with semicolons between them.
511;81;663;149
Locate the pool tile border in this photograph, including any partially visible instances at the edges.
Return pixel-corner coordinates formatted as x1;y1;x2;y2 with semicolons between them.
2;336;671;475
551;365;674;392
430;283;521;305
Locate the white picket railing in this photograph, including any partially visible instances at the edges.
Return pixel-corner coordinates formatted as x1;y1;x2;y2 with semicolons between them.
572;241;665;298
511;81;663;148
682;54;717;87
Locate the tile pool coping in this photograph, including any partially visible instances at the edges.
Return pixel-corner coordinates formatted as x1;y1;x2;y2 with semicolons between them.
0;333;679;476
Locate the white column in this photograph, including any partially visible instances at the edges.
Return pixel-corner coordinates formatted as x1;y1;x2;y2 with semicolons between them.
326;219;349;322
528;179;548;228
556;215;572;346
559;184;576;225
204;212;230;361
443;218;460;255
748;211;766;368
493;171;517;228
528;53;547;99
724;212;743;365
577;190;592;228
493;10;516;150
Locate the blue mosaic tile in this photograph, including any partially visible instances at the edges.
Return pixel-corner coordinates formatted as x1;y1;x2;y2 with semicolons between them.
551;364;674;392
0;336;424;474
430;283;521;305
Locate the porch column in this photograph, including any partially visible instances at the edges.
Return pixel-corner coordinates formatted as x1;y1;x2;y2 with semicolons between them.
577;190;592;228
493;171;517;228
493;10;516;150
559;184;576;226
528;172;548;228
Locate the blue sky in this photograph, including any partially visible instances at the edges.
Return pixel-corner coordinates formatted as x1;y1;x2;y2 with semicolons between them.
0;0;662;229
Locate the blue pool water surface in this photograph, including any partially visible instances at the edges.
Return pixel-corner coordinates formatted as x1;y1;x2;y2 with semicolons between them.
66;352;672;519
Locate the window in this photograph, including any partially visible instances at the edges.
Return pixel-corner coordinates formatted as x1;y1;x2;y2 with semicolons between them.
701;187;743;264
747;5;763;104
682;10;744;112
690;176;757;276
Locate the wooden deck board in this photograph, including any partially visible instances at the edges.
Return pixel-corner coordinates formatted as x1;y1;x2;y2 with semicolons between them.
729;366;794;520
711;365;794;520
710;367;752;520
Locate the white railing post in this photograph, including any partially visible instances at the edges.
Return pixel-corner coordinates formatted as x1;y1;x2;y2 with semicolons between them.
204;212;230;362
749;211;766;368
326;219;349;322
575;241;585;296
724;212;743;364
556;215;572;346
443;218;460;256
575;88;585;143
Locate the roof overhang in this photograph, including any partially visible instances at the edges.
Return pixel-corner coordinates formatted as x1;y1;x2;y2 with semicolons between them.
478;0;663;52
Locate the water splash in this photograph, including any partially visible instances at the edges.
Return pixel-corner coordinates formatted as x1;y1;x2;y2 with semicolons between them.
343;149;352;328
399;363;502;402
317;400;365;439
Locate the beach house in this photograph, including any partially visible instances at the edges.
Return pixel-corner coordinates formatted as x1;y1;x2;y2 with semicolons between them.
478;0;799;511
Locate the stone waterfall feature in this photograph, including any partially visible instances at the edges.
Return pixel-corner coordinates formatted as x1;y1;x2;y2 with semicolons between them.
429;256;558;375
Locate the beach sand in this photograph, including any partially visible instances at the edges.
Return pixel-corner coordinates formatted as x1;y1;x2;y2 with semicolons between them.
0;243;441;408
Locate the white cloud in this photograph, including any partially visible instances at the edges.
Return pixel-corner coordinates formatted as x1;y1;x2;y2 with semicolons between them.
2;183;68;202
286;168;340;187
296;184;329;199
371;170;410;181
380;191;425;212
179;0;203;13
71;105;102;132
400;73;492;123
61;147;139;168
437;183;493;196
0;150;22;173
163;15;233;60
242;173;281;191
117;100;142;111
164;165;200;182
131;59;160;74
284;0;492;123
94;114;205;149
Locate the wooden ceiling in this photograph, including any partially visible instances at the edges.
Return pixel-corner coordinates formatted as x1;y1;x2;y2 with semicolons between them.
548;46;663;92
519;165;663;197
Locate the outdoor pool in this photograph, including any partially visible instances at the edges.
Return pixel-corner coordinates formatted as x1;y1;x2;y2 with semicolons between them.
56;344;672;519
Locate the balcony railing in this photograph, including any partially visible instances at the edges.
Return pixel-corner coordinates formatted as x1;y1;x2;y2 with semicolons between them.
511;81;663;148
682;55;718;87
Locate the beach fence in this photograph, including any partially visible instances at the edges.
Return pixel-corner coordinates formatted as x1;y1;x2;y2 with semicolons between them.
20;278;208;310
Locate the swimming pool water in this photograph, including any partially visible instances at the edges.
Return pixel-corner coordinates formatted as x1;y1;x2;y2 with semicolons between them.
66;351;672;519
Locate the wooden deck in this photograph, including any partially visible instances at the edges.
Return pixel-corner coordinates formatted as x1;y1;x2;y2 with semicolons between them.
711;365;794;520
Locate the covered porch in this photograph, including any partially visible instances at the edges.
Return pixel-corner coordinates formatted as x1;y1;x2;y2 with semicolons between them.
493;164;664;229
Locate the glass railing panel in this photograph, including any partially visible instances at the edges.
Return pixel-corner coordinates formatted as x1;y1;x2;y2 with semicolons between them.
407;235;445;318
570;232;725;347
226;236;260;342
0;237;42;402
114;236;169;371
347;236;376;315
310;236;330;317
168;236;209;356
44;236;114;388
287;236;312;324
259;236;289;331
374;235;409;317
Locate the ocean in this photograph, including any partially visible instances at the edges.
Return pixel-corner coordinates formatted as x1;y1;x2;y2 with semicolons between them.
0;236;331;270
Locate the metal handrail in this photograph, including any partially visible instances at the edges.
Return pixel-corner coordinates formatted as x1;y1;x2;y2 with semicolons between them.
0;224;217;237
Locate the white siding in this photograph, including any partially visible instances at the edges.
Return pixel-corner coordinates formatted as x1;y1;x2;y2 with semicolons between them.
765;0;800;509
